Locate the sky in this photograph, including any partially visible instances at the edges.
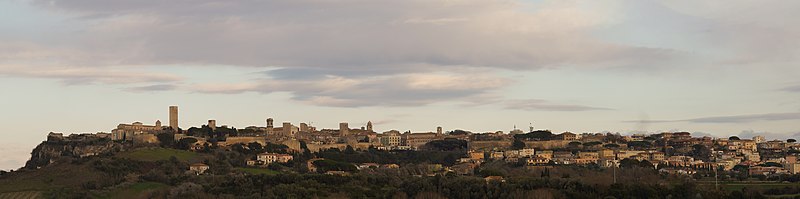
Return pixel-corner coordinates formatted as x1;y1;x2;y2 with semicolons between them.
1;0;799;170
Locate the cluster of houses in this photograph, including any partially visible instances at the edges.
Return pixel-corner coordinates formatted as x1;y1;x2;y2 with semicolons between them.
47;106;800;177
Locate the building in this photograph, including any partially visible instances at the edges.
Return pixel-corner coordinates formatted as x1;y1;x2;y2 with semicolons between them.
189;163;209;175
403;131;443;148
208;120;216;130
257;153;294;165
266;118;274;132
340;122;350;136
558;132;577;141
111;121;164;141
749;166;788;176
169;106;179;131
366;121;373;132
753;136;766;143
380;130;402;147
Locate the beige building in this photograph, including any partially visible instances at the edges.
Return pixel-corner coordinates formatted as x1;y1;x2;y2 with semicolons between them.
189;163;209;175
112;121;164;141
380;130;402;147
403;132;442;148
257;153;294;165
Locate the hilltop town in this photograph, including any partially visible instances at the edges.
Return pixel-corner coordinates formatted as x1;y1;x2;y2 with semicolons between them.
43;106;800;176
5;106;800;198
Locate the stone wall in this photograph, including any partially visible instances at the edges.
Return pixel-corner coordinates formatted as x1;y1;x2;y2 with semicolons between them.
469;140;512;152
523;140;571;150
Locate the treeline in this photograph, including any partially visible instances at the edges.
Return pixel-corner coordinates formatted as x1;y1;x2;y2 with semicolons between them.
316;147;464;166
138;173;764;199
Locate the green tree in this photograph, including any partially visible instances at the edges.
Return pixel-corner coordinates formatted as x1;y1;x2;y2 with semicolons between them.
511;139;526;150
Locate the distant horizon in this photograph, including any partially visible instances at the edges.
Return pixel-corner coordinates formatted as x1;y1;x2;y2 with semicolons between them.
2;0;798;170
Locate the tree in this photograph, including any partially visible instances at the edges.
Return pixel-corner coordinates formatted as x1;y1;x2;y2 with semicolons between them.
729;136;740;140
627;141;652;149
568;141;582;149
582;141;602;147
732;165;749;172
759;162;783;167
639;160;654;168
177;138;198;150
788;139;797;143
603;143;620;149
619;158;640;169
248;142;264;154
515;130;553;141
692;144;712;161
449;130;471;136
344;145;356;154
511;139;526;150
156;133;174;147
422;139;468;151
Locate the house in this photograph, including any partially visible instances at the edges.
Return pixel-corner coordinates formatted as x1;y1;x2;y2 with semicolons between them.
358;163;380;170
189;163;210;175
484;176;505;183
527;157;550;165
557;132;577;141
749;166;788;176
325;171;349;176
469;152;485;161
451;162;478;175
257;153;294;165
519;148;535;157
381;164;400;169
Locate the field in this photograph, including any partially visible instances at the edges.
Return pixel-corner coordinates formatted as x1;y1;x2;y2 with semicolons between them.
117;148;201;162
0;191;42;199
698;181;800;192
235;167;281;175
0;162;108;194
93;182;169;199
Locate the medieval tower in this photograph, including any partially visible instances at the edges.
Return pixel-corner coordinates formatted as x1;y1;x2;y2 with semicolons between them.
169;106;179;131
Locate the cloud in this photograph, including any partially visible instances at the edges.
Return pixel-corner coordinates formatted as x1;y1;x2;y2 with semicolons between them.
691;132;714;138
658;1;800;66
737;130;797;141
192;72;511;107
685;112;800;123
503;99;611;112
625;112;800;124
0;41;182;85
17;0;682;71
124;84;177;92
0;65;181;85
782;85;800;92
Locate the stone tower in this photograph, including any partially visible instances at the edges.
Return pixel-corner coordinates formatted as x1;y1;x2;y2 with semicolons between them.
155;120;162;128
169;106;179;131
300;123;309;132
437;126;443;136
339;122;349;136
282;122;293;138
208;120;217;130
367;121;373;132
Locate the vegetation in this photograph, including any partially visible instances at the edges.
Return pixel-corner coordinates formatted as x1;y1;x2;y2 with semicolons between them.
235;168;281;175
93;182;169;199
117;148;200;162
514;130;553;141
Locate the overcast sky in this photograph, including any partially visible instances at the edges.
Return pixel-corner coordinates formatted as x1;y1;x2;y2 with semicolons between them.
2;0;799;170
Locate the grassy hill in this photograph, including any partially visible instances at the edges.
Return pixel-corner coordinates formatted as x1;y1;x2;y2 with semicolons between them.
0;161;111;198
235;167;281;175
117;148;201;162
92;182;169;199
